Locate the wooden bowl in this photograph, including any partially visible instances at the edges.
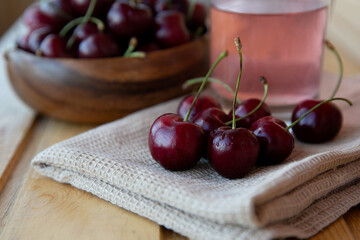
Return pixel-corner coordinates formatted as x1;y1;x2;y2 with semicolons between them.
5;36;209;123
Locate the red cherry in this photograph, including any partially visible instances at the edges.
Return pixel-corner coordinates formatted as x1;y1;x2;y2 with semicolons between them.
250;121;294;165
78;33;119;58
291;99;342;143
187;3;206;30
177;95;221;122
154;0;189;15
39;34;73;58
228;98;271;129
28;27;54;53
73;22;101;46
16;31;32;52
107;2;153;39
71;0;115;17
155;10;190;48
148;113;205;171
193;107;228;137
207;126;259;179
250;116;287;130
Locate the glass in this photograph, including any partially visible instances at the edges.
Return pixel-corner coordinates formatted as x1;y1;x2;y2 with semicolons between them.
210;0;330;106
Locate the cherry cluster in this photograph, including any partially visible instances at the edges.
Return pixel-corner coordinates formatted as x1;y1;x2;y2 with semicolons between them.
17;0;207;58
148;38;352;179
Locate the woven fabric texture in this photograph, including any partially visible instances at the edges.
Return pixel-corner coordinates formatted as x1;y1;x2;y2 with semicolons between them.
32;75;360;240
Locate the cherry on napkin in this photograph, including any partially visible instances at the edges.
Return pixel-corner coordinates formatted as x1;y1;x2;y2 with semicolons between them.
32;74;360;240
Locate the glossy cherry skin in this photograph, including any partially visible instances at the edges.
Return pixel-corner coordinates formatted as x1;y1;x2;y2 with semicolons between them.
22;4;63;30
28;27;54;53
250;116;287;130
155;10;190;48
73;22;100;46
187;3;207;31
207;126;259;179
17;31;32;52
193;107;228;137
228;98;271;129
71;0;115;17
148;113;205;171
107;2;153;39
46;0;74;16
78;33;119;58
291;99;343;143
154;0;189;14
250;121;294;166
39;34;73;58
177;95;221;122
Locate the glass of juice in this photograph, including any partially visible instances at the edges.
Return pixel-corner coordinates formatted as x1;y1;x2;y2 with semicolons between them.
210;0;330;106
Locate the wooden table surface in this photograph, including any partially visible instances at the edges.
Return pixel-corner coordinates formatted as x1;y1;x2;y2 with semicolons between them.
1;1;360;239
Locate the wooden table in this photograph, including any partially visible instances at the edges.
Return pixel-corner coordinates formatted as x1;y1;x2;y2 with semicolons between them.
1;1;360;239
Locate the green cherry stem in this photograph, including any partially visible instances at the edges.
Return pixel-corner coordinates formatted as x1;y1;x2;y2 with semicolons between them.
232;37;242;129
183;77;241;103
325;39;344;99
183;50;228;122
225;76;268;126
59;17;104;38
123;37;146;58
285;97;352;131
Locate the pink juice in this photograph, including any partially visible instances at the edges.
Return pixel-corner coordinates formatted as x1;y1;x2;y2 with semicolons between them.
210;0;329;106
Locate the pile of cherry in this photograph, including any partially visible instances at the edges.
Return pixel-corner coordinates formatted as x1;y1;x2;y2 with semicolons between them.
17;0;206;58
148;38;352;179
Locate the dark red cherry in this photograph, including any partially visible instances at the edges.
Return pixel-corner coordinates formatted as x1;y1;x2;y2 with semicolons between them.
148;113;205;171
155;10;190;48
78;33;119;58
228;98;271;129
193;107;228;137
28;27;54;53
207;126;259;179
17;31;32;52
154;0;189;14
40;0;74;19
291;99;342;143
107;2;153;39
46;0;74;16
39;34;73;58
250;116;287;130
141;0;157;11
22;4;60;30
177;95;221;122
250;121;294;166
71;0;115;17
187;3;206;31
73;22;100;46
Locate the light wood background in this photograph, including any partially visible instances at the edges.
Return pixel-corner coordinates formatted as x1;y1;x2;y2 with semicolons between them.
0;0;32;36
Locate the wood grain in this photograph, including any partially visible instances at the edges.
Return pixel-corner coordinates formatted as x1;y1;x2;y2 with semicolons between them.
5;37;209;124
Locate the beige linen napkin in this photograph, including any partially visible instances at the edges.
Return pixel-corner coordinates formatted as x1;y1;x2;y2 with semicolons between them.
32;75;360;240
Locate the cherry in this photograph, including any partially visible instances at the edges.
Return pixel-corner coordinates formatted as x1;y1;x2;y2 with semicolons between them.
177;95;221;122
16;31;32;52
228;98;271;129
187;3;206;31
39;34;73;58
28;27;54;53
71;0;115;17
207;126;259;179
22;4;60;30
78;33;119;58
46;0;74;16
107;2;153;39
250;116;287;130
250;120;294;166
193;107;229;137
148;113;205;170
154;0;189;15
155;10;190;48
73;22;101;46
148;50;228;171
291;100;342;143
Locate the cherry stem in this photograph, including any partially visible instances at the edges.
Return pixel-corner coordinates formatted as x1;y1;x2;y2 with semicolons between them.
232;37;242;129
59;17;104;38
183;50;228;122
123;37;146;58
225;76;268;126
325;39;344;99
183;77;241;103
285;97;353;131
66;0;97;48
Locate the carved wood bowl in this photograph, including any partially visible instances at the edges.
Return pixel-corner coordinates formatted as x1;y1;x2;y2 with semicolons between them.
5;36;209;123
